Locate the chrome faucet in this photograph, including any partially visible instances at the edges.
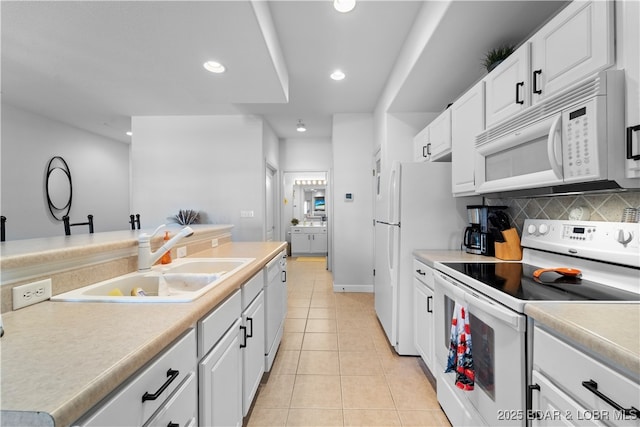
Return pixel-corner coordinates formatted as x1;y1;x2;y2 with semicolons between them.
138;224;194;271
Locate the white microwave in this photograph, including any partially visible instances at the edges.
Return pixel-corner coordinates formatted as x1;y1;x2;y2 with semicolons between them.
475;70;639;195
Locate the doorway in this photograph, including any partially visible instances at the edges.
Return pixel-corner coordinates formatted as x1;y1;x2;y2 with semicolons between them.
282;171;331;270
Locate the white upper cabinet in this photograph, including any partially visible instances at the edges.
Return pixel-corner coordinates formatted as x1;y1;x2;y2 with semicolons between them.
618;0;640;178
530;0;614;104
413;125;430;162
427;108;452;161
484;43;531;128
451;81;484;196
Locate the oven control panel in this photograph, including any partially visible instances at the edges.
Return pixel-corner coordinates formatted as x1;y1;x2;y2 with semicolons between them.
522;219;639;267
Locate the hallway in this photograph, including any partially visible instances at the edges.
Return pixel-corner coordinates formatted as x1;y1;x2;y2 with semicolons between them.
246;257;451;426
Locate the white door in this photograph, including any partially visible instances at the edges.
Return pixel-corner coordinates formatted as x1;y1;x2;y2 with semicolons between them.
451;80;484;196
265;165;276;241
530;0;614;103
199;319;242;427
484;43;530;127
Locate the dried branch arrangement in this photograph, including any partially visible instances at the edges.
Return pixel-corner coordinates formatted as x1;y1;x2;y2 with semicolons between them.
171;209;200;225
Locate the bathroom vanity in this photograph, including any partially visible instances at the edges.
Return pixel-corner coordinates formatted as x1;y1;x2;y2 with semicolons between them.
290;225;327;256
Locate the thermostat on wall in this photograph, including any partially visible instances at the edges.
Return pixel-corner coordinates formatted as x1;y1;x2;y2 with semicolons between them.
345;193;353;201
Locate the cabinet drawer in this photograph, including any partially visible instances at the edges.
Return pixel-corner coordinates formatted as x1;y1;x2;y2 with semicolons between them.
265;255;281;283
413;259;434;289
198;290;241;358
533;326;639;420
242;272;264;310
76;329;196;427
144;371;198;427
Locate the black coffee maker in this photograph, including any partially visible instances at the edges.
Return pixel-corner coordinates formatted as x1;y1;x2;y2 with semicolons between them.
463;205;508;256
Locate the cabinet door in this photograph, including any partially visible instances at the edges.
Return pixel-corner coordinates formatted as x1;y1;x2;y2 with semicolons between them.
413;125;430;162
530;0;614;103
413;278;434;373
451;81;484;196
310;230;328;254
428;108;452;161
485;43;530;128
531;371;604;427
199;319;242;427
619;0;640;177
291;232;310;254
242;292;265;416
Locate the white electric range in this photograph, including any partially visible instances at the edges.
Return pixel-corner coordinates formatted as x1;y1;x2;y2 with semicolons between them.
432;219;639;427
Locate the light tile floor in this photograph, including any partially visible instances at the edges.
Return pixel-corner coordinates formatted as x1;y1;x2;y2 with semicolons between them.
246;257;452;427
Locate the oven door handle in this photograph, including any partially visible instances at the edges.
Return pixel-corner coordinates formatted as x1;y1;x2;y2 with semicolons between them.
464;291;526;331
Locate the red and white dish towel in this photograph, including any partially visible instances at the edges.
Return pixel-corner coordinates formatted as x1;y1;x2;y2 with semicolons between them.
445;302;475;391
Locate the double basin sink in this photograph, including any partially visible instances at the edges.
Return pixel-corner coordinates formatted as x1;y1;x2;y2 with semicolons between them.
51;258;255;303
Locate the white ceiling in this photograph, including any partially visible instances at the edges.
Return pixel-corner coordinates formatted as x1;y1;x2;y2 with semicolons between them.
1;1;567;143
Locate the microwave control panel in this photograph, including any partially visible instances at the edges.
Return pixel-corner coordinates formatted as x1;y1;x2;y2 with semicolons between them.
562;97;600;181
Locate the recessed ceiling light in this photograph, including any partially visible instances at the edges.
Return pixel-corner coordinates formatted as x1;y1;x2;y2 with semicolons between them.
334;0;356;13
296;119;307;132
126;131;132;136
330;70;346;81
203;61;226;73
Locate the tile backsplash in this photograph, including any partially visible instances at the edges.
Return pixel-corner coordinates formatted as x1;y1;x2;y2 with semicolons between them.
487;190;640;234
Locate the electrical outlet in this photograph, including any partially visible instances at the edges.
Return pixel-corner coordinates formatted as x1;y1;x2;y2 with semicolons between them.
211;238;218;247
240;210;255;218
177;246;187;258
13;278;52;310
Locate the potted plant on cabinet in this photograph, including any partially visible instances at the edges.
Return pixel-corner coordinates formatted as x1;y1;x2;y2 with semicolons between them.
483;44;515;72
291;218;299;226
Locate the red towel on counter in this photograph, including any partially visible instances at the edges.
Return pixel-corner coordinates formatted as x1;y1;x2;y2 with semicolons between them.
444;302;475;391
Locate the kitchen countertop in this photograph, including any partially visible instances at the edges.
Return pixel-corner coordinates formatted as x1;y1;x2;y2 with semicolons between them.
0;241;287;427
526;303;640;376
413;250;640;378
413;249;501;268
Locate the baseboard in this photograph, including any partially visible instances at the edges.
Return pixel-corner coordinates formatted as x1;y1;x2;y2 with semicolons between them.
332;283;374;293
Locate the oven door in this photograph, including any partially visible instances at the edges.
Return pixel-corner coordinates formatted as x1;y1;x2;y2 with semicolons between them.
434;270;527;427
475;113;564;194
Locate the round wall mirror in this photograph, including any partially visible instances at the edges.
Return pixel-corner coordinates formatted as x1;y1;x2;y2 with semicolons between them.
46;156;72;220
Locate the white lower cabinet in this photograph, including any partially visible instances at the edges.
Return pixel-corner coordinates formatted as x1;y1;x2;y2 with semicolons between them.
74;268;275;427
413;259;435;374
531;326;640;427
290;227;327;255
74;329;197;427
242;291;265;416
264;251;287;372
145;371;198;427
199;318;243;427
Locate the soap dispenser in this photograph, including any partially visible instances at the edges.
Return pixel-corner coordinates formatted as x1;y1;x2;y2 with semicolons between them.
161;231;172;264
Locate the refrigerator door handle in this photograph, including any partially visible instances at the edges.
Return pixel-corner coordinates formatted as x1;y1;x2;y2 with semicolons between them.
375;220;400;227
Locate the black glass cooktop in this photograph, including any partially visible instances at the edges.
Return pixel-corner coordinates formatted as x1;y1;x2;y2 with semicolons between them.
441;262;639;302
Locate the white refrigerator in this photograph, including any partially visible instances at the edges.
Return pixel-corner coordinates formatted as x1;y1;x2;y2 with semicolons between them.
374;161;471;355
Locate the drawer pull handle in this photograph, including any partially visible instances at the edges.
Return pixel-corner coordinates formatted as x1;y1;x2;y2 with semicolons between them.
427;296;433;313
515;82;525;104
582;379;639;417
168;423;179;427
240;325;247;348
282;270;287;282
533;70;542;94
527;384;541;420
142;369;179;402
416;269;426;276
247;317;254;338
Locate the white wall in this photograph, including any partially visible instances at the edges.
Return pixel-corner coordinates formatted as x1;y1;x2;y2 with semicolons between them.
131;115;267;241
1;104;130;240
332;113;374;291
280;137;332;171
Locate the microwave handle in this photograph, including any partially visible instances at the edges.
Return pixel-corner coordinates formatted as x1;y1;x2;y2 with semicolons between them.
547;114;563;179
